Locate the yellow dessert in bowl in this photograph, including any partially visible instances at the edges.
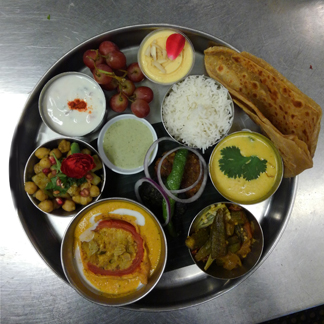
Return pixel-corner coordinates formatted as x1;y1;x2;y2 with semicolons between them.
138;28;195;85
209;131;283;204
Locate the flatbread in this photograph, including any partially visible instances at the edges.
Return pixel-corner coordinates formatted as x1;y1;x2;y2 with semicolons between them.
204;46;322;178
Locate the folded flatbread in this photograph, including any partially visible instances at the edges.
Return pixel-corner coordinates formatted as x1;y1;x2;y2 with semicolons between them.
204;46;322;178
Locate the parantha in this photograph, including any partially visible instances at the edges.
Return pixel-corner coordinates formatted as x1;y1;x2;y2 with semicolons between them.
204;46;322;178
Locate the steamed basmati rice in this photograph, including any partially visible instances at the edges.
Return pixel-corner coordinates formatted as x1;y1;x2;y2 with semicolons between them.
162;75;234;152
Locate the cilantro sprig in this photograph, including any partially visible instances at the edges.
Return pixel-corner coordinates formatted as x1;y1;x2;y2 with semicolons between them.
219;146;267;181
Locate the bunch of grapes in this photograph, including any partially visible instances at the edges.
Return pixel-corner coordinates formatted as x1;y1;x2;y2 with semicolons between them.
83;41;154;118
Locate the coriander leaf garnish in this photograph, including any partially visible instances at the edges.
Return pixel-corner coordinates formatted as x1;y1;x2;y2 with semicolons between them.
46;175;68;194
219;146;267;181
51;153;62;173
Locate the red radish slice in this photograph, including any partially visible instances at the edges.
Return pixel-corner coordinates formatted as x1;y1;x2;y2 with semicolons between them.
166;33;186;60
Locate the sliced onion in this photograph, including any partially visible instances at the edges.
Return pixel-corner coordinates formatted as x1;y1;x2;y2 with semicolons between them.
144;137;178;179
143;137;208;204
156;146;208;203
156;147;203;195
134;177;171;227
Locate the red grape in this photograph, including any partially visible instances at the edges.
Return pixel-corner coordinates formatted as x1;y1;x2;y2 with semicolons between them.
131;99;150;118
92;63;113;85
83;49;104;70
106;50;127;70
98;41;119;56
109;93;128;112
127;62;145;82
101;78;119;91
133;86;154;103
118;79;136;97
114;68;127;77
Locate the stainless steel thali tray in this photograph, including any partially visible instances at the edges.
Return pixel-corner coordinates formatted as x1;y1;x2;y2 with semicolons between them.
9;24;297;311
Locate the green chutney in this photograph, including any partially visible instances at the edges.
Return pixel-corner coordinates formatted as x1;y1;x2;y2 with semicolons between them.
103;119;154;169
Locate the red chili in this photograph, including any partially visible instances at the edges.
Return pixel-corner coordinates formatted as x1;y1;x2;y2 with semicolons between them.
67;99;87;111
87;219;144;276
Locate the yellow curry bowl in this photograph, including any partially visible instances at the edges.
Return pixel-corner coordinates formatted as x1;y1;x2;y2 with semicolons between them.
208;130;283;205
61;197;167;307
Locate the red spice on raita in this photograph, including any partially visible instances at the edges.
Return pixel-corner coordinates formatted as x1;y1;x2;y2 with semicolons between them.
68;99;88;112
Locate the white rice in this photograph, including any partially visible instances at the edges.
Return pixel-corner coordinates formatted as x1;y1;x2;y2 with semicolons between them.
162;75;234;153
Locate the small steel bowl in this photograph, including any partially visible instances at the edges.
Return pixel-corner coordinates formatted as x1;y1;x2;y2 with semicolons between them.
61;198;167;306
23;137;106;217
187;202;264;280
161;75;234;151
209;130;283;205
138;28;195;86
97;114;158;175
39;72;106;137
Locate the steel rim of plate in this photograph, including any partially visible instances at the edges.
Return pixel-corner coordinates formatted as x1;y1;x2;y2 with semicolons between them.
9;23;298;311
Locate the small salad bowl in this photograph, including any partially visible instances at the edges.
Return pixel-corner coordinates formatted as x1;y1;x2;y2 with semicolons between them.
23;137;106;217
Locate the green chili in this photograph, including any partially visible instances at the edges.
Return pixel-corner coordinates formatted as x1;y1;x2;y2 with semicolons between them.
162;149;188;237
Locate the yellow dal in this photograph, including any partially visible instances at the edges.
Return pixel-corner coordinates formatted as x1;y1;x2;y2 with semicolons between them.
139;29;194;84
209;132;281;204
74;200;163;297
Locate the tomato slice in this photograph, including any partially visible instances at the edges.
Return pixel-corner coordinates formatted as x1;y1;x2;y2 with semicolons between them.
86;219;144;276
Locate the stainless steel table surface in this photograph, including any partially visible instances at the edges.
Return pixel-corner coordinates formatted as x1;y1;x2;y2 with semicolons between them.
2;0;323;323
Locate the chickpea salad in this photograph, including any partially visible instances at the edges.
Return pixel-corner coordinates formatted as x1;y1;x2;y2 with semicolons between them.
24;139;104;214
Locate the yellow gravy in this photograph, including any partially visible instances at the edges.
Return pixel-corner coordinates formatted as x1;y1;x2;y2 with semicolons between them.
209;132;282;204
139;29;194;84
74;200;163;297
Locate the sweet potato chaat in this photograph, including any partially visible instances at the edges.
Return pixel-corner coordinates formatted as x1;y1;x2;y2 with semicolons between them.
186;203;256;271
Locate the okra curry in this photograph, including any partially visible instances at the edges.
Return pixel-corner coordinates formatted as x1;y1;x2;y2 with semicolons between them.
186;203;257;272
